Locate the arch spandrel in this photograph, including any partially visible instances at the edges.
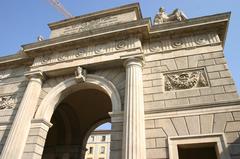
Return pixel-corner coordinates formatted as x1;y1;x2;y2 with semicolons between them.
34;74;122;122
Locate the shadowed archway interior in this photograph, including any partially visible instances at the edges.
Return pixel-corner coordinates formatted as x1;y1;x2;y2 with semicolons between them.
42;88;112;159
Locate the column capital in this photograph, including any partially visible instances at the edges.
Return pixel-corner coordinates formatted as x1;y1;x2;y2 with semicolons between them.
123;57;144;68
25;70;46;81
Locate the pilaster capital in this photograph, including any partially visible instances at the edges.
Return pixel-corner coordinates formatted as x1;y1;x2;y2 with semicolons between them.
25;70;46;81
123;57;144;68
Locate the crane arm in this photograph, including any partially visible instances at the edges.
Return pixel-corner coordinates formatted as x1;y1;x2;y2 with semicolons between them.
48;0;73;18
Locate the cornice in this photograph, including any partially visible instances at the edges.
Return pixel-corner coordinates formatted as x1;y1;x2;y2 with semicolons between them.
22;12;230;58
22;19;150;56
0;53;32;68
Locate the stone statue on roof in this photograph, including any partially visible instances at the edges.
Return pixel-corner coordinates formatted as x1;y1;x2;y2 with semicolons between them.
154;7;187;25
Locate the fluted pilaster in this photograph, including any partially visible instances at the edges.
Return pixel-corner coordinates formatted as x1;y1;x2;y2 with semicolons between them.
1;71;45;159
122;58;146;159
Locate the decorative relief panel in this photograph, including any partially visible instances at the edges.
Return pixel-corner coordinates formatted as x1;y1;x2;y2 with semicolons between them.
164;69;209;91
146;33;220;54
51;11;137;38
33;37;139;67
0;95;16;110
0;70;12;80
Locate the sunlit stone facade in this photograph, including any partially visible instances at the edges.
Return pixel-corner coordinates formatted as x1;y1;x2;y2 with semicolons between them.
0;3;239;159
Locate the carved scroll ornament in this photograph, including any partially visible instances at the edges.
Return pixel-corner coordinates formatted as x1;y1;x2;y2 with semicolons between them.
165;69;208;91
0;96;16;110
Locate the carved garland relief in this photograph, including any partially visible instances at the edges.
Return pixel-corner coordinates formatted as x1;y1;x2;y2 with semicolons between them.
164;69;209;91
0;95;16;110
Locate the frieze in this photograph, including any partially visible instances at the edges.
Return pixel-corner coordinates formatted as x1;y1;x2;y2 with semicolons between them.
32;37;139;67
0;70;12;80
146;33;220;54
0;95;16;110
164;69;209;91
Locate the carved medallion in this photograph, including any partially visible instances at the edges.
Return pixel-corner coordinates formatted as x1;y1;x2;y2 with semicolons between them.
164;69;209;91
115;40;127;50
75;48;87;57
58;54;68;61
40;56;50;64
195;35;208;45
171;39;184;48
149;42;162;52
0;96;16;110
94;44;105;54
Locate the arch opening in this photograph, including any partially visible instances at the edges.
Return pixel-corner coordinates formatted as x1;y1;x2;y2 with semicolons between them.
42;88;112;159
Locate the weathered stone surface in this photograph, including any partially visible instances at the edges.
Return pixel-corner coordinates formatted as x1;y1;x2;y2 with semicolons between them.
145;128;166;138
161;59;177;71
165;98;189;108
146;148;168;159
175;57;188;69
155;119;177;136
185;116;200;135
0;4;239;159
200;114;213;134
213;113;234;133
145;101;165;110
225;121;240;132
146;139;156;148
145;120;155;129
156;138;167;148
225;132;240;143
172;117;189;135
233;111;240;120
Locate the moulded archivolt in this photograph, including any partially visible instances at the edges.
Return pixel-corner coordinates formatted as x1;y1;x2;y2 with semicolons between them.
164;68;209;91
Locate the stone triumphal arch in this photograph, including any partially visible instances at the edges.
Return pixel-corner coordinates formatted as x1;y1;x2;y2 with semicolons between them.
0;3;239;159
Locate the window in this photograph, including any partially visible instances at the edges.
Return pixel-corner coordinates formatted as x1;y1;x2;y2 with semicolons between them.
89;147;93;154
90;136;94;142
101;135;106;141
168;134;231;159
100;146;105;154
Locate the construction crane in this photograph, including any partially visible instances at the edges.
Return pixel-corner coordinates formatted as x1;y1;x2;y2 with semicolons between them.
48;0;73;18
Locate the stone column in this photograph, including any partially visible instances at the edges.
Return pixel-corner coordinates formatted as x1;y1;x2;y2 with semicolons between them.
1;71;44;159
122;58;146;159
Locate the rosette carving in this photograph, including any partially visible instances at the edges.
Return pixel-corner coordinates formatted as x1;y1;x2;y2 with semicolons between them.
0;96;16;110
75;48;87;57
40;56;50;64
94;44;105;54
149;42;162;52
115;40;127;50
171;39;184;48
58;54;68;61
195;35;209;45
164;69;208;91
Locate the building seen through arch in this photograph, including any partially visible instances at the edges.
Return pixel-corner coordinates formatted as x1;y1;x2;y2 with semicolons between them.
0;3;239;159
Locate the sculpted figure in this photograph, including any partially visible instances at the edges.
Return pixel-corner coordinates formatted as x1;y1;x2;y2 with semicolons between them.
75;66;87;82
154;7;187;25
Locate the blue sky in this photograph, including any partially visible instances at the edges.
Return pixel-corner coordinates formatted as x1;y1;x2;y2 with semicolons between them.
0;0;239;94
